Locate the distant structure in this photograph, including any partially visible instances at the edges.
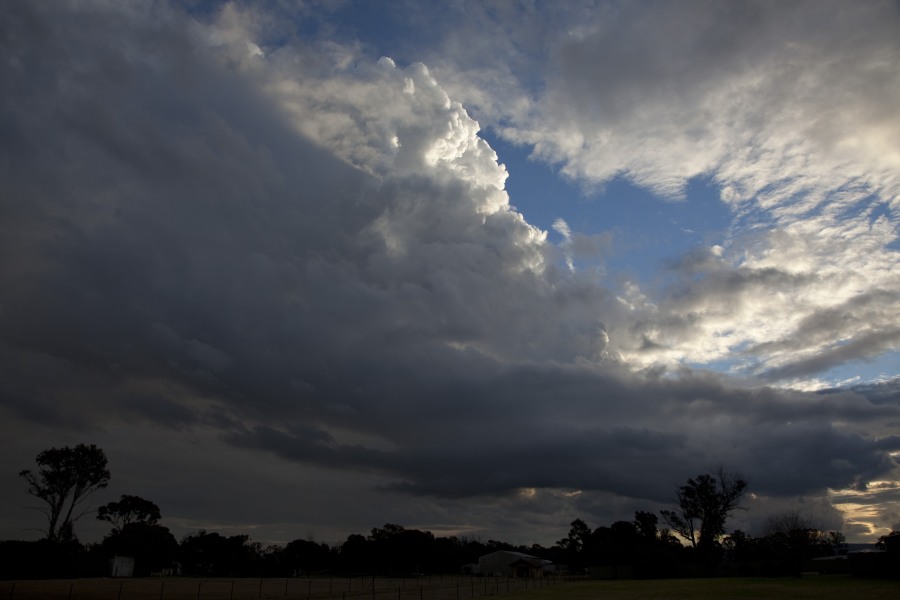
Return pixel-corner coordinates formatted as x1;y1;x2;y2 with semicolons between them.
849;533;900;578
109;555;134;577
477;551;553;577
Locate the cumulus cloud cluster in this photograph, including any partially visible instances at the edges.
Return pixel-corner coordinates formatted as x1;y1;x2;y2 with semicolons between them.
0;1;898;544
426;0;900;384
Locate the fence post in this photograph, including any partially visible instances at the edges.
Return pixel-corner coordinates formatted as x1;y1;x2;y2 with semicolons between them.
197;581;202;600
67;584;73;600
117;581;124;600
259;578;264;599
159;580;165;600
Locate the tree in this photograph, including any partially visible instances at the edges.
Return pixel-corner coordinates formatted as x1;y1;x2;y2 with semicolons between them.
876;531;899;552
97;495;161;533
557;519;591;553
97;494;173;575
280;539;332;575
556;519;592;569
101;522;178;576
762;509;812;537
660;467;747;556
633;511;659;541
368;523;437;575
19;444;111;541
179;531;261;577
338;533;370;573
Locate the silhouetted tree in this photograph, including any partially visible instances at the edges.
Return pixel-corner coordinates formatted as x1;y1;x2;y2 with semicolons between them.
633;511;659;542
368;523;436;575
101;522;178;575
0;538;86;578
97;495;174;575
19;444;110;541
762;509;811;537
758;509;849;574
97;495;161;533
660;467;747;566
179;531;261;576
875;531;899;551
281;538;332;575
431;536;479;574
338;533;370;573
561;519;592;553
556;519;591;569
827;530;847;555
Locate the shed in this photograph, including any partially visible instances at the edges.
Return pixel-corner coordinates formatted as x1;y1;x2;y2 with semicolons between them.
110;555;134;577
478;551;552;578
509;556;548;578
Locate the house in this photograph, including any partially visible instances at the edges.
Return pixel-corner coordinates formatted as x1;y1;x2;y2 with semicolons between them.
478;551;552;577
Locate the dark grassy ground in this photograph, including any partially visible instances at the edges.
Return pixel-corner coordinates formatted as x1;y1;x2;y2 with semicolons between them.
503;575;899;600
1;575;896;600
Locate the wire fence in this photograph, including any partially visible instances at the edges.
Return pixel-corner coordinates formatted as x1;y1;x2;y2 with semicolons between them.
1;574;578;600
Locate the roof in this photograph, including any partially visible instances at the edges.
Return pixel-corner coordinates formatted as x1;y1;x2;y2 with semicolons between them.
509;557;550;567
479;550;536;561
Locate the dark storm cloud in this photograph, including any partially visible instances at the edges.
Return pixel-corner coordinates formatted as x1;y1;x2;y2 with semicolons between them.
750;291;900;381
225;357;898;502
759;328;900;383
119;392;200;430
849;378;900;409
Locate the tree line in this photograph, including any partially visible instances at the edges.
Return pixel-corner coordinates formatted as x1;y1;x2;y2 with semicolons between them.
5;444;559;578
5;444;897;580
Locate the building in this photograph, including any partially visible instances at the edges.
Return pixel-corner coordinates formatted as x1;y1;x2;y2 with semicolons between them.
477;551;552;577
109;555;134;577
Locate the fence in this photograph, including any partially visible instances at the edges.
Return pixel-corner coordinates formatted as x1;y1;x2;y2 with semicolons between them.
1;574;576;600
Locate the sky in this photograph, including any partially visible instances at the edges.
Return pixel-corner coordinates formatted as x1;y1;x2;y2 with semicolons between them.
1;0;899;548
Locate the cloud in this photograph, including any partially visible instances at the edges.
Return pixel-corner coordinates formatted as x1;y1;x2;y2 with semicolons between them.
1;0;898;545
424;0;900;381
452;1;900;201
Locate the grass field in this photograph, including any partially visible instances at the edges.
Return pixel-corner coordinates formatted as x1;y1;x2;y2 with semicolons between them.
0;574;558;600
1;575;896;600
503;576;899;600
